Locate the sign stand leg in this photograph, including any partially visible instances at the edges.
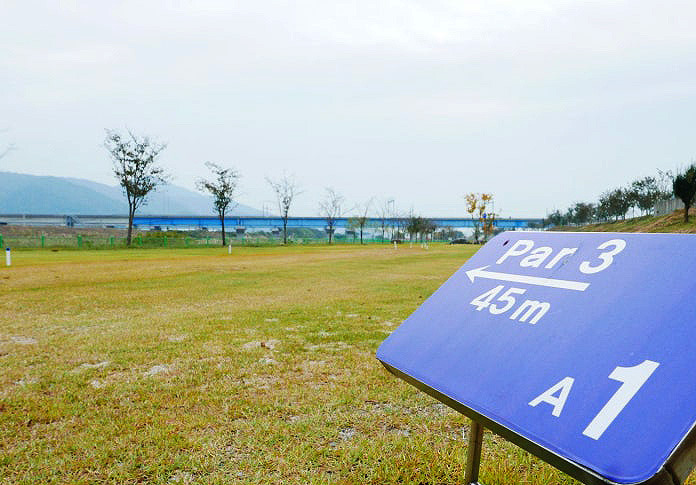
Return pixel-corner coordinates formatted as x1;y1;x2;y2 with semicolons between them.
465;419;485;485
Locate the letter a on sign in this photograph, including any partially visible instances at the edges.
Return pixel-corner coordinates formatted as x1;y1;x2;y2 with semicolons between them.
529;377;575;417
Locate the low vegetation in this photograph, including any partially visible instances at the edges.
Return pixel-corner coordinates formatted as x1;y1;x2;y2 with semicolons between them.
555;210;696;233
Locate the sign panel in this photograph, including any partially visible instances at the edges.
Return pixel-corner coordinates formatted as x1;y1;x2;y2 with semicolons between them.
377;232;696;484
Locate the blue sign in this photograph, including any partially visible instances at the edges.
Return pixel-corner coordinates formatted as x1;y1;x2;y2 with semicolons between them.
377;231;696;484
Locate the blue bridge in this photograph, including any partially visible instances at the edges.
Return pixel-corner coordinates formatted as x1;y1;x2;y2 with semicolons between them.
133;216;545;230
0;214;545;230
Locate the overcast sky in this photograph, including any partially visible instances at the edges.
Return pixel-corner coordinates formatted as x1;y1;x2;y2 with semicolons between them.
2;1;696;217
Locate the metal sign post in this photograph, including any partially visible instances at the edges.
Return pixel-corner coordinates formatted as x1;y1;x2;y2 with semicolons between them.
465;419;484;485
377;232;696;485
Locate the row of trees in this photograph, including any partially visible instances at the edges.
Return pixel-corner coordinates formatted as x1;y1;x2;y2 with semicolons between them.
9;128;696;239
546;173;672;226
105;129;306;246
104;129;447;246
405;216;437;242
45;127;696;244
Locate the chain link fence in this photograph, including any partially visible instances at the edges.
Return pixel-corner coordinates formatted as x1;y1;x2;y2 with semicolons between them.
0;231;428;249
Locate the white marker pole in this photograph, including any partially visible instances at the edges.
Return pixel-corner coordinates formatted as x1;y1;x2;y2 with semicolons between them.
5;247;10;266
393;241;397;249
228;244;232;254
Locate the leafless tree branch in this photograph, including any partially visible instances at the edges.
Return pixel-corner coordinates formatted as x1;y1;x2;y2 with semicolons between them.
319;187;345;244
266;173;302;244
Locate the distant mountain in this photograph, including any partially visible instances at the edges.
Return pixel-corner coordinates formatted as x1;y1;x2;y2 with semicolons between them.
0;172;264;216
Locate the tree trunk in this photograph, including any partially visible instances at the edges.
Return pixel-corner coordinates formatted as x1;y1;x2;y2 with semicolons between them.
360;226;363;244
283;219;288;244
127;207;135;246
221;211;226;246
685;203;691;223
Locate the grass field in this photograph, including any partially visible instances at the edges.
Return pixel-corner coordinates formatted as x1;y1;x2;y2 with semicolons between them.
1;244;685;484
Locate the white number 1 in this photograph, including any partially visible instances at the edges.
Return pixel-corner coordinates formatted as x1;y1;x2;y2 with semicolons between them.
582;360;659;440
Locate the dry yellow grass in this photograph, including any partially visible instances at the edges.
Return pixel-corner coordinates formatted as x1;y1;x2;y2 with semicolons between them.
1;244;691;484
557;209;696;234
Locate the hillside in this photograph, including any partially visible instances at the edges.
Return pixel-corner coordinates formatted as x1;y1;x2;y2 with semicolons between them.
555;210;696;233
0;172;263;216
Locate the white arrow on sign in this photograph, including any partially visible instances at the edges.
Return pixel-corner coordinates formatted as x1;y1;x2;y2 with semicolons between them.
466;266;590;292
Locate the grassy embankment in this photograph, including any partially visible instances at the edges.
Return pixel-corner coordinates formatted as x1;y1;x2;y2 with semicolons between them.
2;244;690;484
556;209;696;233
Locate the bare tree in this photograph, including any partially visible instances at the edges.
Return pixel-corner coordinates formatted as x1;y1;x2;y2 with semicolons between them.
424;218;437;242
406;212;421;243
319;187;345;244
105;129;168;245
349;198;373;244
376;200;391;242
266;174;301;244
0;144;14;160
394;210;408;241
198;162;240;246
657;169;675;196
0;129;15;161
